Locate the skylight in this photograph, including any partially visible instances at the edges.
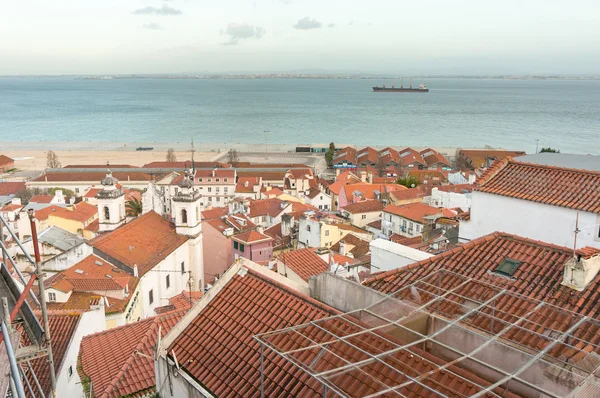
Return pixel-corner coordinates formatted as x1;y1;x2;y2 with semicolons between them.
494;258;521;276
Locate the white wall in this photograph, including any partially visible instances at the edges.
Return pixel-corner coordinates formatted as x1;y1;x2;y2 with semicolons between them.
428;188;471;212
461;191;600;249
305;192;331;210
298;217;322;248
57;305;106;398
348;211;380;228
41;243;93;272
370;239;433;272
381;212;424;238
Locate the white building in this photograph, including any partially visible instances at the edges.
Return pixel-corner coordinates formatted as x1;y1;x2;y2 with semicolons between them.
370;238;433;272
193;168;236;207
427;186;472;212
460;158;600;249
381;203;444;238
339;200;384;228
95;169;126;232
302;187;331;211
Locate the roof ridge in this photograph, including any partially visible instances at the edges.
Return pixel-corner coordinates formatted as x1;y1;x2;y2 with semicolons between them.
510;158;600;176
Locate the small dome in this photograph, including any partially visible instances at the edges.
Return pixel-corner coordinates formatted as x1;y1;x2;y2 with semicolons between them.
101;170;119;186
178;170;194;189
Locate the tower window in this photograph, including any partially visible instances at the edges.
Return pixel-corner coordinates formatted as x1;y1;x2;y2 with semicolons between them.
181;261;185;274
104;206;110;220
181;209;188;224
149;289;154;305
166;275;170;289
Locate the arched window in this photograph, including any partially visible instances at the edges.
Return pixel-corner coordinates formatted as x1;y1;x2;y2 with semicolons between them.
104;206;110;220
181;209;188;224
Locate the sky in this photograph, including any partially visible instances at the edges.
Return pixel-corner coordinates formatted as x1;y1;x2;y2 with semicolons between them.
2;0;599;75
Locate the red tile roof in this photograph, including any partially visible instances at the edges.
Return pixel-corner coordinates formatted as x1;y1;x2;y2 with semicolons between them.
0;182;25;195
389;234;422;247
330;234;371;258
64;164;135;168
142;161;231;168
30;171;157;183
367;220;381;230
1;203;22;212
46;254;133;293
194;168;236;182
363;232;600;362
0;154;14;167
79;309;186;398
236;176;261;193
49;201;97;223
328;173;361;196
436;183;474;193
232;230;274;244
167;268;337;396
91;211;188;276
342;182;406;201
249;198;289;218
201;206;228;220
477;158;600;213
236;170;286;182
154;290;203;314
383;203;442;223
398;147;426;167
419;148;451;167
223;213;256;231
84;219;100;233
277;248;328;281
406;169;448;184
20;311;82;398
459;149;526;169
262;187;285;197
264;223;292;250
333;146;357;165
32;205;65;221
378;147;400;164
84;188;100;198
30;195;54;203
388;186;428;202
340;200;384;214
357;147;379;165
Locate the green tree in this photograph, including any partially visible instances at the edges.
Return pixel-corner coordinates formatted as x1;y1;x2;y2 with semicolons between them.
126;197;143;217
540;147;560;153
325;142;335;168
48;187;75;198
397;175;420;188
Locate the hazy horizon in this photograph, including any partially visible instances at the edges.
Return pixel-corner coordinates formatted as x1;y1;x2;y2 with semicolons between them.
3;0;599;76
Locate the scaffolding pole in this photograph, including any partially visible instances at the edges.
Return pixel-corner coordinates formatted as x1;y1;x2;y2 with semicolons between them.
2;297;26;398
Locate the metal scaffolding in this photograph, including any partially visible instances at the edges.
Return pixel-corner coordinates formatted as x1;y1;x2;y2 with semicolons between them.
1;212;56;398
255;269;600;397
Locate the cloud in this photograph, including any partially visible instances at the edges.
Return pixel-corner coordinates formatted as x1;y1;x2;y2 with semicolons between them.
221;23;266;45
293;17;322;30
143;23;162;30
132;5;182;16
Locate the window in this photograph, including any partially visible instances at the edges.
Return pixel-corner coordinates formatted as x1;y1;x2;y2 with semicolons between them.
362;214;367;220
388;215;392;222
494;258;522;277
224;178;228;182
306;225;311;232
325;230;329;236
166;275;170;289
216;197;220;202
68;366;73;378
240;244;245;252
149;289;154;305
181;261;185;274
208;178;212;182
48;292;56;302
199;178;203;182
181;209;188;224
163;205;167;213
216;187;220;193
75;188;80;194
216;178;220;182
103;206;110;220
175;187;179;194
320;196;323;200
224;187;228;194
208;187;212;193
234;241;239;250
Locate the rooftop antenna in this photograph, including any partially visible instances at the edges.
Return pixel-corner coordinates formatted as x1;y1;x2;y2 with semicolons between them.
191;137;195;174
573;212;580;258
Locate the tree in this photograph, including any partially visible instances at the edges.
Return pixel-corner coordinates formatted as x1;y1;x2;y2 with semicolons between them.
126;197;143;217
228;149;239;166
166;148;177;162
325;142;335;168
540;147;560;153
15;188;35;204
48;187;75;198
397;175;420;188
46;150;61;168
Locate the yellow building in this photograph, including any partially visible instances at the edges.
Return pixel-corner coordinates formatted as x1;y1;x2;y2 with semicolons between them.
47;201;98;237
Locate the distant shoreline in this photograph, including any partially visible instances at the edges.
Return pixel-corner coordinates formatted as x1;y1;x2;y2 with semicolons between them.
1;74;599;81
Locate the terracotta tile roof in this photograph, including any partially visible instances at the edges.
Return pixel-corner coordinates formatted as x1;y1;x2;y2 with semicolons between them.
287;168;314;179
333;146;357;165
406;169;448;184
223;213;256;231
30;171;157;183
194;168;236;181
388;186;428;202
459;149;526;169
264;223;292;250
32;205;66;221
46;254;133;293
154;290;203;314
46;292;101;310
201;206;228;220
328;174;361;196
332;253;359;265
277;248;328;281
249;198;288;218
262;187;285;198
236;176;261;193
363;232;600;362
476;158;600;213
340;200;384;214
357;147;379;165
389;234;422;247
370;176;397;184
30;195;54;203
0;182;25;195
419;148;451;167
236;170;286;182
232;230;274;244
1;203;22;212
19;311;82;398
84;219;100;233
124;188;142;202
91;211;188;276
234;163;308;168
342;182;406;201
367;220;381;229
383;203;442;224
331;234;371;258
436;183;474;193
168;268;338;396
305;187;322;199
142;161;230;168
79;309;186;398
49;201;97;222
64;164;135;168
0;154;14;167
84;188;100;198
378;147;400;164
398;147;426;167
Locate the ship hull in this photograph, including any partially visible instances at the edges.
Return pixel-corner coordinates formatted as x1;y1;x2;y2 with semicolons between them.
372;87;429;93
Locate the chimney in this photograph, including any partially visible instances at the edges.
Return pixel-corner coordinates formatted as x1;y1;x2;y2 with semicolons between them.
133;264;139;277
339;240;346;256
360;171;367;183
562;254;600;291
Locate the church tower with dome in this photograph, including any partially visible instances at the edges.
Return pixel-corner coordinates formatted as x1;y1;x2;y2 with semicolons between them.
96;166;126;232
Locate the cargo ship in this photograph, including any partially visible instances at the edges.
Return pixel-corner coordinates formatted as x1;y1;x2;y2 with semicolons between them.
372;78;429;93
